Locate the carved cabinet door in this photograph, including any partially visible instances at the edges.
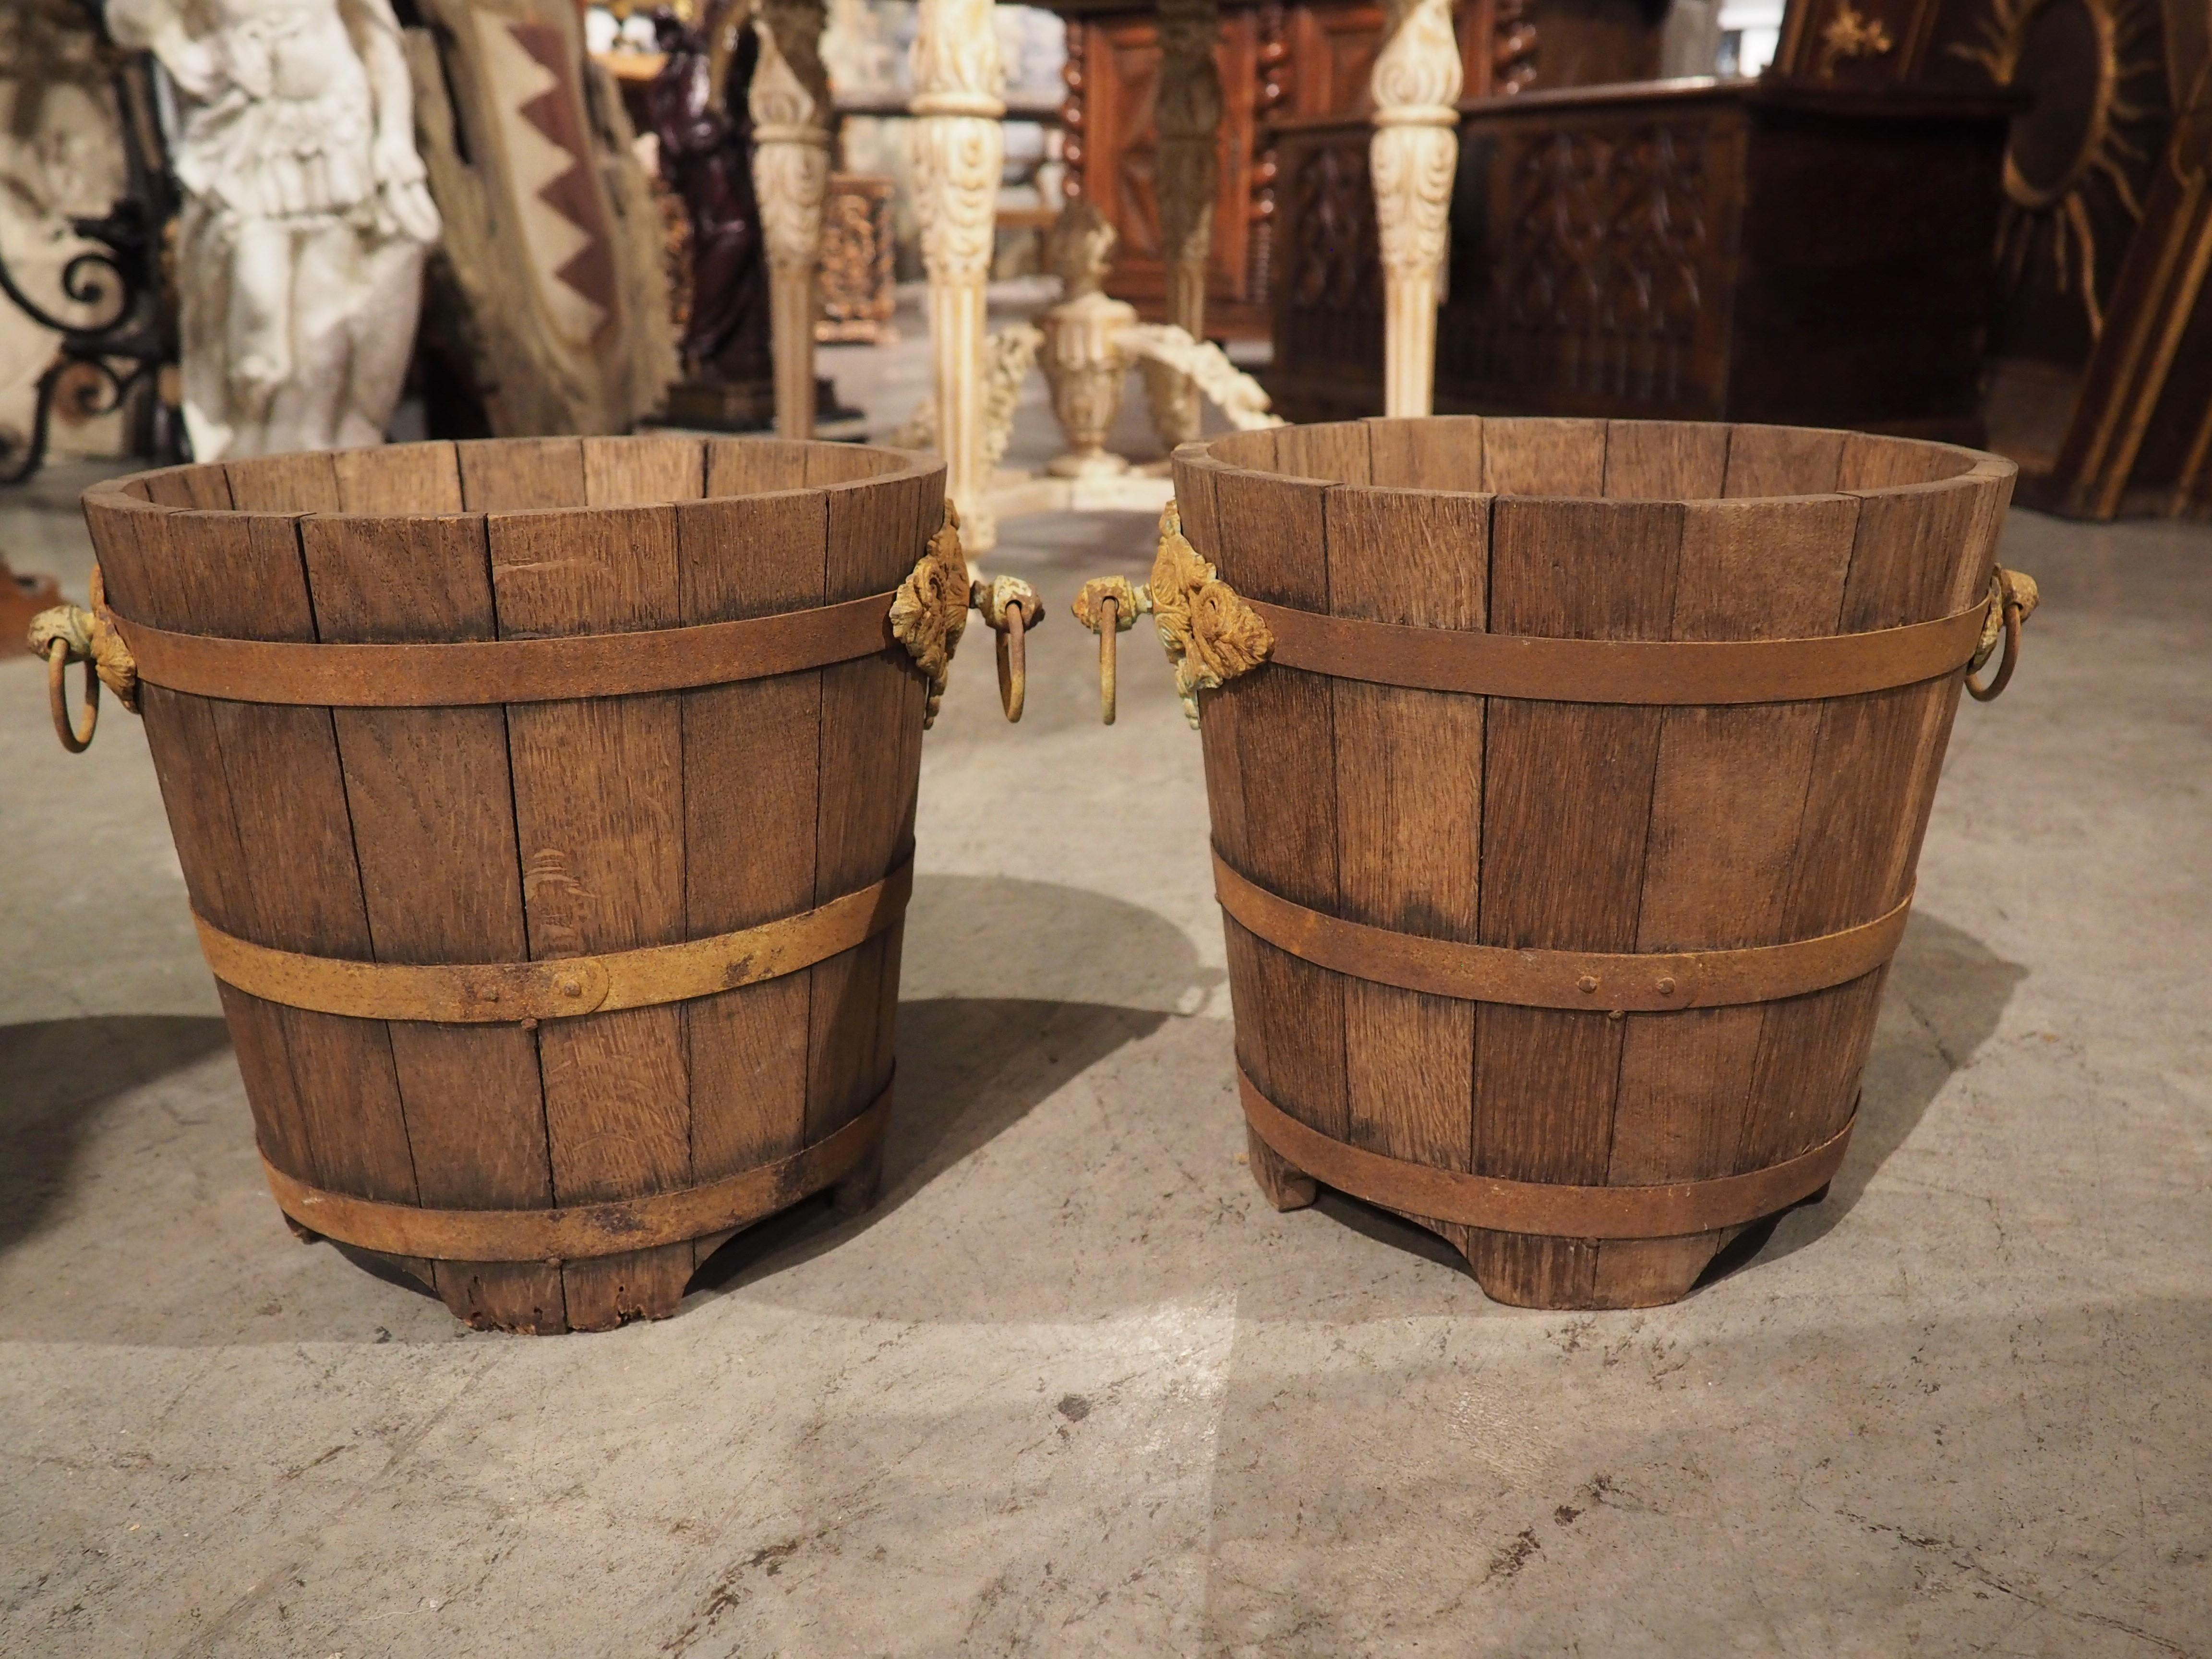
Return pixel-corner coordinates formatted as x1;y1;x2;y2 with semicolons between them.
1076;12;1260;311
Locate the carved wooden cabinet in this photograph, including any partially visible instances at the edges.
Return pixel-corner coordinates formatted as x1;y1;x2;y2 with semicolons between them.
1047;0;1681;338
1771;0;2212;516
1271;77;2018;433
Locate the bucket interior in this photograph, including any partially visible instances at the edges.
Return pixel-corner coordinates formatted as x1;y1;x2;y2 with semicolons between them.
123;434;919;517
1203;417;1986;504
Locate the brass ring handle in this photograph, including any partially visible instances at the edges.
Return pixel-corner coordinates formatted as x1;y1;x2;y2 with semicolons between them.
996;599;1028;722
1071;573;1147;726
1966;566;2038;704
47;637;98;753
969;574;1042;723
29;579;136;754
1965;595;2019;701
1097;595;1118;724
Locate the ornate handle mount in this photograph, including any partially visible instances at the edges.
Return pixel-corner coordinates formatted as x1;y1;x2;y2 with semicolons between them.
1966;565;2038;704
890;500;1044;725
26;564;139;753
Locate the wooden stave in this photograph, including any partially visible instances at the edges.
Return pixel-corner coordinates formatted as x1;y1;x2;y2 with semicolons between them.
83;438;941;1333
1174;417;2014;1310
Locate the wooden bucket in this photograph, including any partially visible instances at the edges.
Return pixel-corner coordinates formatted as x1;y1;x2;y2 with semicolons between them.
1157;417;2031;1310
74;436;954;1333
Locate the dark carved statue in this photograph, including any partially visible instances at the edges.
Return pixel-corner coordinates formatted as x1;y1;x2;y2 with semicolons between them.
647;2;773;412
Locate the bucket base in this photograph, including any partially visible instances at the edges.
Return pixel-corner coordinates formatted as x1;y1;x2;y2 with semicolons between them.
1243;1142;1818;1310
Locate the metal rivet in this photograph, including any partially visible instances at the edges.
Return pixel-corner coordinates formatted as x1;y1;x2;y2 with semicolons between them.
518;1017;539;1033
1576;974;1599;994
1607;1008;1625;1021
559;977;583;998
1656;976;1677;996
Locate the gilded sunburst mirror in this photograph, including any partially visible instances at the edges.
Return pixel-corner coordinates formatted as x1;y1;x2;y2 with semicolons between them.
1951;0;2167;343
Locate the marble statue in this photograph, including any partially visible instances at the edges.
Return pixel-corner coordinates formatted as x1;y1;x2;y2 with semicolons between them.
107;0;440;458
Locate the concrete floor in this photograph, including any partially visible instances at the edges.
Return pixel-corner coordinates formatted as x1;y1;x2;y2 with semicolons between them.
2;298;2209;1656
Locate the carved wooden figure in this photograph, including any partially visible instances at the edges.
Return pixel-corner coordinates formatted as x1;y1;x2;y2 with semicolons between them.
647;5;773;395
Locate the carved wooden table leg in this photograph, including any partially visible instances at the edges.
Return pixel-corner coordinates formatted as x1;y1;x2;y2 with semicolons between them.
1370;0;1460;418
1148;0;1222;449
912;0;1005;557
752;0;832;439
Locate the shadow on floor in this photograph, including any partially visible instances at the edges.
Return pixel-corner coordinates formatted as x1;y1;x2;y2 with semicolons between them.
0;1015;233;1256
1703;907;2029;1284
688;995;1167;1299
1246;908;2029;1303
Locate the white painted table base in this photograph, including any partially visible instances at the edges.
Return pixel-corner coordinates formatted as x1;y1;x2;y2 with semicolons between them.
911;0;1004;556
752;0;833;440
1370;0;1460;419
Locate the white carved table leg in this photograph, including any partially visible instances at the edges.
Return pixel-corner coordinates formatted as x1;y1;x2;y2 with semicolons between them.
912;0;1004;555
1370;0;1460;419
1148;0;1220;449
753;0;832;439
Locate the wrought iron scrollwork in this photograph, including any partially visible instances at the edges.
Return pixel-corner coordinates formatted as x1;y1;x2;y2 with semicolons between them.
0;1;183;485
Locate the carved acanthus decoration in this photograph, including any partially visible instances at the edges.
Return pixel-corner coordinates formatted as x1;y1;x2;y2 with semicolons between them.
1370;0;1462;418
890;500;973;728
1148;499;1273;727
911;0;1005;553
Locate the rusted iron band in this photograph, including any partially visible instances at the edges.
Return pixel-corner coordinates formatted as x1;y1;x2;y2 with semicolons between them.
1214;852;1907;1011
1240;1071;1851;1239
1244;595;1990;704
110;589;899;707
263;1086;890;1262
196;862;912;1023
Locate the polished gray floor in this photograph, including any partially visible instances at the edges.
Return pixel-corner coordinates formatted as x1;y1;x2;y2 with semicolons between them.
2;301;2207;1656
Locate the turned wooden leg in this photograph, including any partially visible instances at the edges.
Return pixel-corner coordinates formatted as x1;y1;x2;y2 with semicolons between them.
1247;1124;1318;1211
912;0;1005;555
1369;0;1460;418
751;0;832;439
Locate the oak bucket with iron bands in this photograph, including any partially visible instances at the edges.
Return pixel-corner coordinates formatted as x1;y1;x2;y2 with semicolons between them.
65;436;1037;1334
1110;417;2033;1310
